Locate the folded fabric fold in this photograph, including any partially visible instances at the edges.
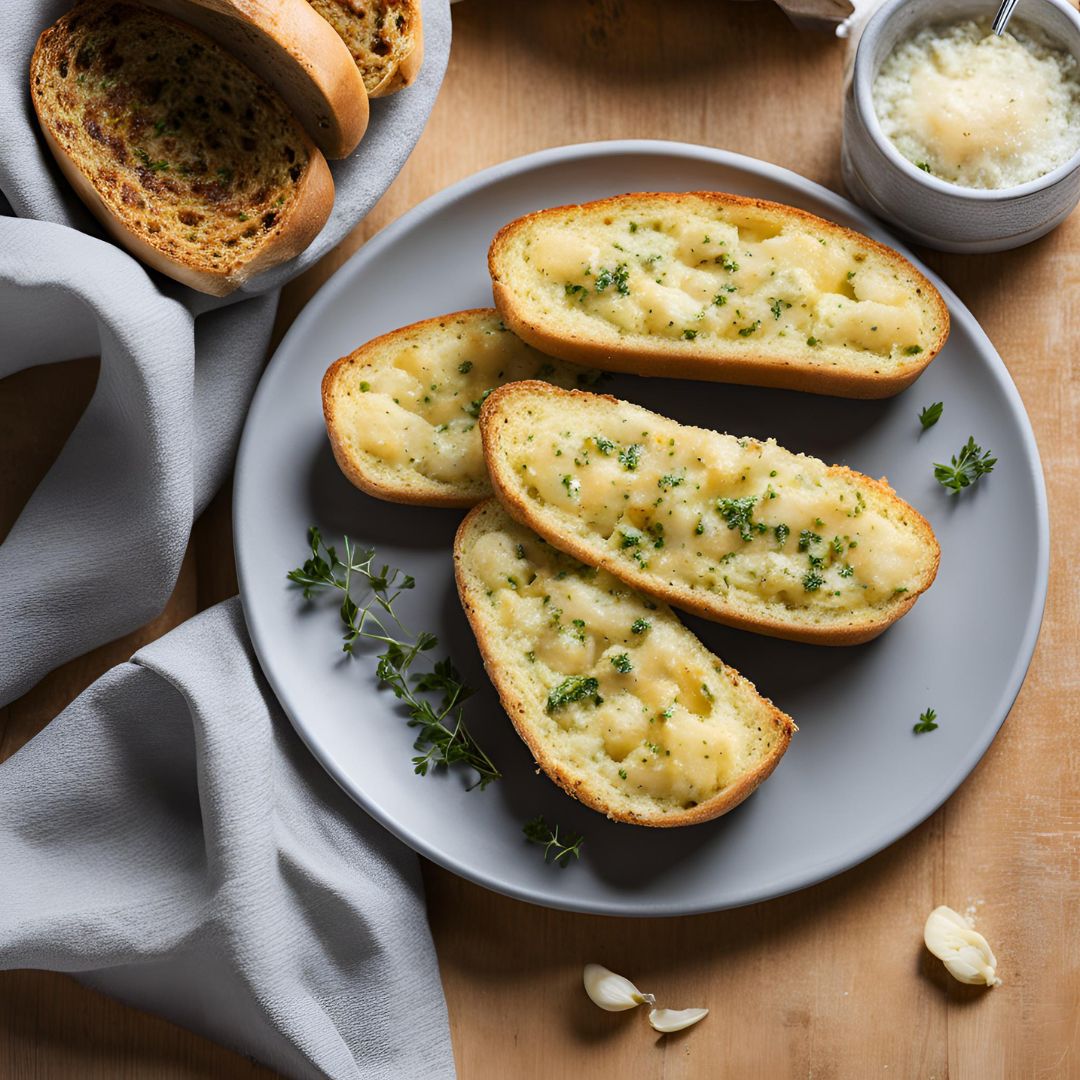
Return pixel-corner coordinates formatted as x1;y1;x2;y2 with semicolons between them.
0;599;456;1080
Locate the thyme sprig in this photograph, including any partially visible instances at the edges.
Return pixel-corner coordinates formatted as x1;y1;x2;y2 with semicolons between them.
933;436;996;494
287;527;501;790
523;814;584;867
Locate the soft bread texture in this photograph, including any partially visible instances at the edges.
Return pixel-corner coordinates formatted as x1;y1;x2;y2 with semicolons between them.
31;1;334;297
455;501;796;826
322;309;598;507
481;383;940;645
306;0;423;96
140;0;368;157
489;192;950;399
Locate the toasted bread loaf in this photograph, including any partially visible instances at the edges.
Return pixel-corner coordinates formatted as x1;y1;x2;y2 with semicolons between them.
488;192;950;398
306;0;422;97
140;0;368;157
455;501;796;826
31;1;334;296
322;309;599;507
480;383;940;645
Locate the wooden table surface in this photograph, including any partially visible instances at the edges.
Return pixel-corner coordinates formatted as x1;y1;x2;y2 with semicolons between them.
2;2;1078;1077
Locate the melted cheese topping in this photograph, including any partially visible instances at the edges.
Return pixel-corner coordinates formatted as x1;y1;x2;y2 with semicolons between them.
329;313;593;488
512;200;934;362
875;19;1080;190
495;392;931;621
463;512;783;811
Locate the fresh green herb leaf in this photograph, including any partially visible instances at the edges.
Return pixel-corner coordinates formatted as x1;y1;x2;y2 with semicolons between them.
631;617;651;634
774;523;790;546
919;401;943;430
611;653;633;674
287;528;500;789
593;434;616;455
717;495;759;542
770;297;791;320
594;263;630;296
618;443;644;471
523;815;584;867
802;569;824;592
738;320;761;337
933;436;997;494
458;360;473;374
913;707;939;734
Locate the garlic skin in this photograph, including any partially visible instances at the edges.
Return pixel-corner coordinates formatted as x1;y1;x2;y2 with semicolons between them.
648;1007;709;1033
583;963;655;1011
924;906;1002;987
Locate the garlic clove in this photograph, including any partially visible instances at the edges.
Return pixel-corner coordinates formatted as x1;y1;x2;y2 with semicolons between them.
648;1007;709;1033
583;963;655;1011
924;905;1002;987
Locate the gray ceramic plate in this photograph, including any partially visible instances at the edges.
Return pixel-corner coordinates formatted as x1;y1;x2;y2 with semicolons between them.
234;141;1048;917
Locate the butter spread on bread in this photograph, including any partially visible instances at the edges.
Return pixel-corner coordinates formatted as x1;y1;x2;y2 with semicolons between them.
480;382;940;645
31;0;333;297
489;192;949;398
306;0;422;97
322;309;599;507
455;501;795;826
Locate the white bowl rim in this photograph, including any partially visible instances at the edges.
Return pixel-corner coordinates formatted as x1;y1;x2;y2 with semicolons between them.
853;0;1080;202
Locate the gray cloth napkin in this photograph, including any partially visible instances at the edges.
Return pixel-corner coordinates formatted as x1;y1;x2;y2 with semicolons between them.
0;1;457;1076
0;598;456;1080
0;0;451;702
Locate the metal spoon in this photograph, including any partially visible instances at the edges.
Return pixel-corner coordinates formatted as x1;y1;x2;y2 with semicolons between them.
992;0;1020;35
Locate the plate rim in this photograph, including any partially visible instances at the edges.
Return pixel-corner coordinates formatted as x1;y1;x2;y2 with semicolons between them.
234;139;1050;917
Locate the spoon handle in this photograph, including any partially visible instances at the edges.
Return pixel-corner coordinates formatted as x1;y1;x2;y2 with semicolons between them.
992;0;1021;36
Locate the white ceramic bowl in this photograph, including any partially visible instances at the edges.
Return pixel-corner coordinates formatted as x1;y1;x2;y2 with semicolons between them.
842;0;1080;253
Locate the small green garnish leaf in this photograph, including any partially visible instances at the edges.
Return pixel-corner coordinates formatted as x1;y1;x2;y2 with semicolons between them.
287;528;499;790
631;617;651;634
463;387;494;418
611;653;633;674
802;570;824;592
458;360;473;374
593;434;615;455
716;495;759;542
933;436;997;494
904;345;924;356
919;401;943;430
774;523;790;546
523;815;584;867
546;675;600;713
618;443;644;471
913;707;939;734
738;320;761;337
769;297;791;320
682;328;698;340
594;263;630;296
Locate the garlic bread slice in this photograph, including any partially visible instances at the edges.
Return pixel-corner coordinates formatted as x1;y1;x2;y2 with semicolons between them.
322;309;598;507
480;382;940;645
489;192;949;398
455;501;795;826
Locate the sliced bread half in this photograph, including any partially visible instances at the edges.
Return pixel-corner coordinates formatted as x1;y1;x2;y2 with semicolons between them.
455;500;796;827
140;0;369;158
31;0;334;296
488;192;950;398
480;382;940;645
306;0;422;97
322;308;599;507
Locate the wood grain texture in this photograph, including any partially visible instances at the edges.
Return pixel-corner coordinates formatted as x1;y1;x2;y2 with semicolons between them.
2;0;1078;1076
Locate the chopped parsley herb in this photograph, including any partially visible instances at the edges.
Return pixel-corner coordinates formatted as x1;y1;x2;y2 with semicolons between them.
546;675;599;713
774;523;790;546
658;474;685;489
359;381;370;392
620;528;643;548
933;436;997;494
807;336;820;347
913;707;939;734
463;388;494;418
716;495;759;542
719;255;739;273
561;475;581;499
712;293;728;307
611;653;633;674
629;222;639;233
618;443;644;471
839;565;854;578
915;161;933;173
593;434;616;455
594;263;630;296
515;543;526;559
565;283;588;299
738;320;761;337
919;401;943;429
458;360;473;374
798;529;821;552
618;768;628;779
631;618;651;634
682;328;698;340
904;345;923;356
769;297;791;320
802;569;825;592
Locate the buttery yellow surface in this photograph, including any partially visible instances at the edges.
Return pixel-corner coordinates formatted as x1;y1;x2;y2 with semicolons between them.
465;510;780;811
498;393;927;619
516;202;933;362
